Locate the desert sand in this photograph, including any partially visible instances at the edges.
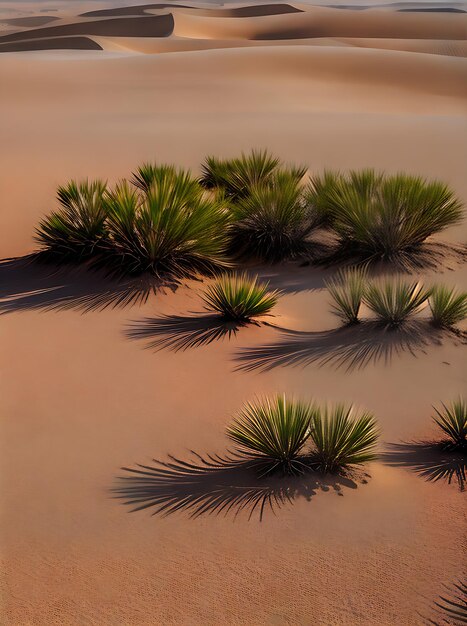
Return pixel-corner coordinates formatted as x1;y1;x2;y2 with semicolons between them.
0;2;466;625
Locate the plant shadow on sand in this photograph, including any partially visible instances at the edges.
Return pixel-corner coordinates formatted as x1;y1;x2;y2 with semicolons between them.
381;442;467;491
234;321;462;373
0;256;177;313
113;452;362;521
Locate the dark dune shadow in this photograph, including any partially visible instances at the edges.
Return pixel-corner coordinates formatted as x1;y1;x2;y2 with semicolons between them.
235;320;443;373
399;7;466;13
81;3;302;19
0;256;174;314
113;452;359;520
125;313;250;351
0;36;103;53
381;442;467;491
1;16;60;26
0;14;174;44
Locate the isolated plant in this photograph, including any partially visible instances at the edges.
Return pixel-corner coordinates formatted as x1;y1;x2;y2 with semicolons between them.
432;398;467;452
199;149;306;201
428;285;467;329
325;265;368;325
35;179;108;261
364;278;430;327
201;273;280;322
227;395;314;475
312;169;463;265
229;171;317;261
309;404;378;473
103;171;231;278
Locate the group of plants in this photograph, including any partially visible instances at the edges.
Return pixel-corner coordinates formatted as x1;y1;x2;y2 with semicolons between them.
325;266;467;330
35;149;464;279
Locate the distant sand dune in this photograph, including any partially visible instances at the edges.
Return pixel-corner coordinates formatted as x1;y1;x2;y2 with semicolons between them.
0;16;60;27
0;15;174;44
0;36;102;53
81;3;302;19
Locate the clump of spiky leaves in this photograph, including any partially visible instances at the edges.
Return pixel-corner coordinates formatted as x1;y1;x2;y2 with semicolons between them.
199;149;306;201
433;399;467;452
103;170;231;278
364;278;430;327
229;171;317;262
306;170;345;227
312;169;463;266
428;285;467;329
227;395;314;475
309;404;378;473
131;163;178;195
35;179;108;261
325;265;368;325
201;273;280;322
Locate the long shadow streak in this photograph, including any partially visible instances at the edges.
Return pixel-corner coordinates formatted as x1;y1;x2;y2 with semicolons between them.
235;321;446;373
381;442;466;491
113;452;359;521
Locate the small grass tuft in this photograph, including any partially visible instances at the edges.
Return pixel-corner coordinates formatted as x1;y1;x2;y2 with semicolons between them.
433;398;467;452
227;395;314;475
364;278;430;327
309;404;379;473
428;285;467;329
201;273;280;322
35;179;108;261
325;265;368;325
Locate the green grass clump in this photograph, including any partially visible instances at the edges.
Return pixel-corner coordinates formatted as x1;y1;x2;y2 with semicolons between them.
35;179;108;261
309;404;379;473
325;265;368;325
103;170;231;278
230;171;317;262
131;163;178;195
310;169;463;266
433;399;467;452
201;273;279;322
227;395;314;475
364;278;430;327
199;149;306;201
428;285;467;329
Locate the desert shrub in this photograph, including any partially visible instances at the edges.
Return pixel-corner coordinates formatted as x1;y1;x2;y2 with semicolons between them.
131;163;178;195
103;170;231;278
35;179;108;261
226;395;314;475
309;404;378;472
199;149;306;200
364;278;430;327
310;169;463;265
229;171;318;261
428;285;467;329
325;265;368;325
201;273;279;321
432;398;467;452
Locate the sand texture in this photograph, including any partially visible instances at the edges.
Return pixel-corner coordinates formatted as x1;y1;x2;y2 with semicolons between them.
0;1;466;625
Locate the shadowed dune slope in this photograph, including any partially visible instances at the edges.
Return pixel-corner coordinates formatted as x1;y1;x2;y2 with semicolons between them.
81;3;302;18
0;36;102;53
0;16;60;27
0;14;174;44
172;6;467;41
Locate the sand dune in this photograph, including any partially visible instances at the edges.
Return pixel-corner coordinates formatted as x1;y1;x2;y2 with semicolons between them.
1;3;466;626
81;3;303;18
0;16;60;27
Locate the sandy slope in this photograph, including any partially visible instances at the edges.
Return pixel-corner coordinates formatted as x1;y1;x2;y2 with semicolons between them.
0;2;466;626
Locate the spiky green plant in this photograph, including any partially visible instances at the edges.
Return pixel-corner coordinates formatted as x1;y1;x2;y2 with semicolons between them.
325;265;368;325
309;404;378;472
103;171;231;278
131;163;178;195
313;169;463;265
199;149;306;201
364;278;430;327
429;285;467;329
35;179;108;261
306;170;344;227
226;395;314;475
229;171;317;261
201;273;280;322
433;399;467;452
